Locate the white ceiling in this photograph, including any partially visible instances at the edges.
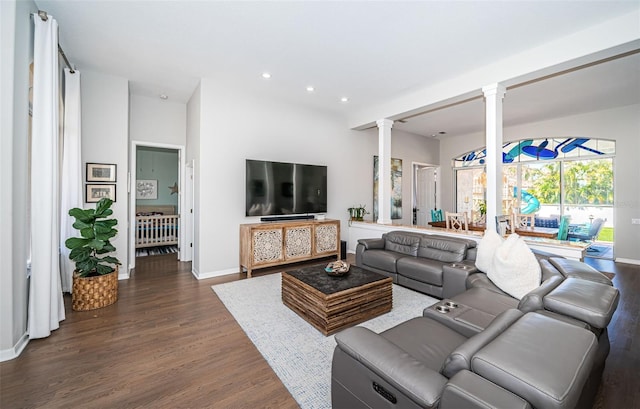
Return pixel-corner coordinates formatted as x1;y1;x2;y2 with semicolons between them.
36;0;640;137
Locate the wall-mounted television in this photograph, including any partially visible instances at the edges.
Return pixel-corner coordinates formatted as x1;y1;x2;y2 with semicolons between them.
246;159;327;217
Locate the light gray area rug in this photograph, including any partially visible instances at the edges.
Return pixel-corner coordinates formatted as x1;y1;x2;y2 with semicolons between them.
211;273;438;409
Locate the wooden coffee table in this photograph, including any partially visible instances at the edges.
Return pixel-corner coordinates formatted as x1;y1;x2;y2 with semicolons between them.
282;265;392;336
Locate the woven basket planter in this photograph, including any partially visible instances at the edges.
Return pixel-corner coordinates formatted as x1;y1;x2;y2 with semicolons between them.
72;267;119;311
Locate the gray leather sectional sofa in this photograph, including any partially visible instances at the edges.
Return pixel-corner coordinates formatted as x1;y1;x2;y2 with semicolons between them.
356;231;479;299
334;230;619;408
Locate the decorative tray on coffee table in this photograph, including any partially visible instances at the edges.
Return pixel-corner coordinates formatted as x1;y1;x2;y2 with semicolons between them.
325;260;350;276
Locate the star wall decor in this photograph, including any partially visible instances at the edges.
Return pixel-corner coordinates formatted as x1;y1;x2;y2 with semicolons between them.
169;182;178;195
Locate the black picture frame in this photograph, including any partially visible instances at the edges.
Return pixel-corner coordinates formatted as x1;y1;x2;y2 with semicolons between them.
86;184;116;203
86;163;117;182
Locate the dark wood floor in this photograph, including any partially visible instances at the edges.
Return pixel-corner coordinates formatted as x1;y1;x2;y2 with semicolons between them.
0;254;298;409
1;254;638;409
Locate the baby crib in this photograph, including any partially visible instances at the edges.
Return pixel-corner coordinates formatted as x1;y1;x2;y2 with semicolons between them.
135;205;179;249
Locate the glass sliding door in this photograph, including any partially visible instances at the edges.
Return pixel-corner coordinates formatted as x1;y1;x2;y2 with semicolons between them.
563;158;613;242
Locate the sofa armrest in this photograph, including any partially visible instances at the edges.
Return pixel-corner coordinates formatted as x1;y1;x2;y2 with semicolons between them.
357;238;385;250
335;326;448;408
517;275;563;313
440;370;532;409
356;239;385;267
442;263;478;299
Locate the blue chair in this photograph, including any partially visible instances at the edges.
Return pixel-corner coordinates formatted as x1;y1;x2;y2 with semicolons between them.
567;218;605;242
431;209;443;222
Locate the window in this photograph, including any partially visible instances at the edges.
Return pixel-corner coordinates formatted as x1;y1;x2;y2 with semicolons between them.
454;138;614;242
563;158;613;227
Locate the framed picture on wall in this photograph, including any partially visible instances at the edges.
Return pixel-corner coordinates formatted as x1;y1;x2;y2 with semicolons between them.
86;163;117;182
86;184;116;203
136;179;158;200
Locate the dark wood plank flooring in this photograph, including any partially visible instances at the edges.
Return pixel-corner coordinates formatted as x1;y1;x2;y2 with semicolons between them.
585;257;640;409
1;254;638;408
0;254;298;409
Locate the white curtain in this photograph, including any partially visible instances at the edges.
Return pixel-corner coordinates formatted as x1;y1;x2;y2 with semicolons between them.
60;68;82;293
28;14;65;339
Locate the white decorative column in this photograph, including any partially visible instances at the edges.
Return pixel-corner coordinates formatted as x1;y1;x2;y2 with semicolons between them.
376;119;393;224
482;84;506;232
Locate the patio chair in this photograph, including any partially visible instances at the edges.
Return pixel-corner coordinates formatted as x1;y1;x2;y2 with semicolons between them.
567;218;605;242
471;210;486;224
445;211;468;232
513;213;535;228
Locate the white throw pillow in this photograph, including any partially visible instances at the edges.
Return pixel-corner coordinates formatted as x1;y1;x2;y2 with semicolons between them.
475;229;504;273
488;234;541;300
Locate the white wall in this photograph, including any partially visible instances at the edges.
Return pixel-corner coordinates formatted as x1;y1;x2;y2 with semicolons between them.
439;104;640;262
1;0;37;361
359;127;440;226
81;71;130;278
130;94;186;145
388;128;440;226
135;148;179;207
192;80;437;277
186;83;201;275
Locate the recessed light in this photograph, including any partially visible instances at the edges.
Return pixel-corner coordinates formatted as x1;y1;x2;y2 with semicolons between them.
159;94;168;100
306;86;315;92
262;72;271;79
340;97;349;103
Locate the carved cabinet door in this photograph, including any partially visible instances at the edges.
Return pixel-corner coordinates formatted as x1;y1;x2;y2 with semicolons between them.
251;228;284;266
314;223;338;256
284;225;312;261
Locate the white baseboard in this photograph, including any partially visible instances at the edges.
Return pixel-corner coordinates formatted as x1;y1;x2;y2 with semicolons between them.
194;267;238;280
0;332;29;362
615;257;640;265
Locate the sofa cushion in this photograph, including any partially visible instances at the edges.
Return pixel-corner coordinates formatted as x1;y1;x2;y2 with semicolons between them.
417;236;467;263
488;234;541;300
361;249;406;273
383;232;420;256
465;273;506;295
475;230;503;273
534;216;559;228
543;278;620;329
396;257;445;285
472;312;598;409
381;317;467;371
452;287;519;316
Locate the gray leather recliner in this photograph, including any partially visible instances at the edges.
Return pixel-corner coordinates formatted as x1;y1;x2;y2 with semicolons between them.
332;309;605;409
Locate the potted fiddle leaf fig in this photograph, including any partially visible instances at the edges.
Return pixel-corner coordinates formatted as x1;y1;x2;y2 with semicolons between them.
65;197;121;311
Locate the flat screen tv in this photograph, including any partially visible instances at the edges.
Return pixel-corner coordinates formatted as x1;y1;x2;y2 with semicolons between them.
246;159;327;217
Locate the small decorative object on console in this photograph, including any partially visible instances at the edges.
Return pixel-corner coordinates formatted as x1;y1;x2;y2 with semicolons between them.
325;260;350;276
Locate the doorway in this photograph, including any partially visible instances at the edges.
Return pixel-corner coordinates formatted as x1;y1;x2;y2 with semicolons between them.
129;141;188;273
412;163;439;227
